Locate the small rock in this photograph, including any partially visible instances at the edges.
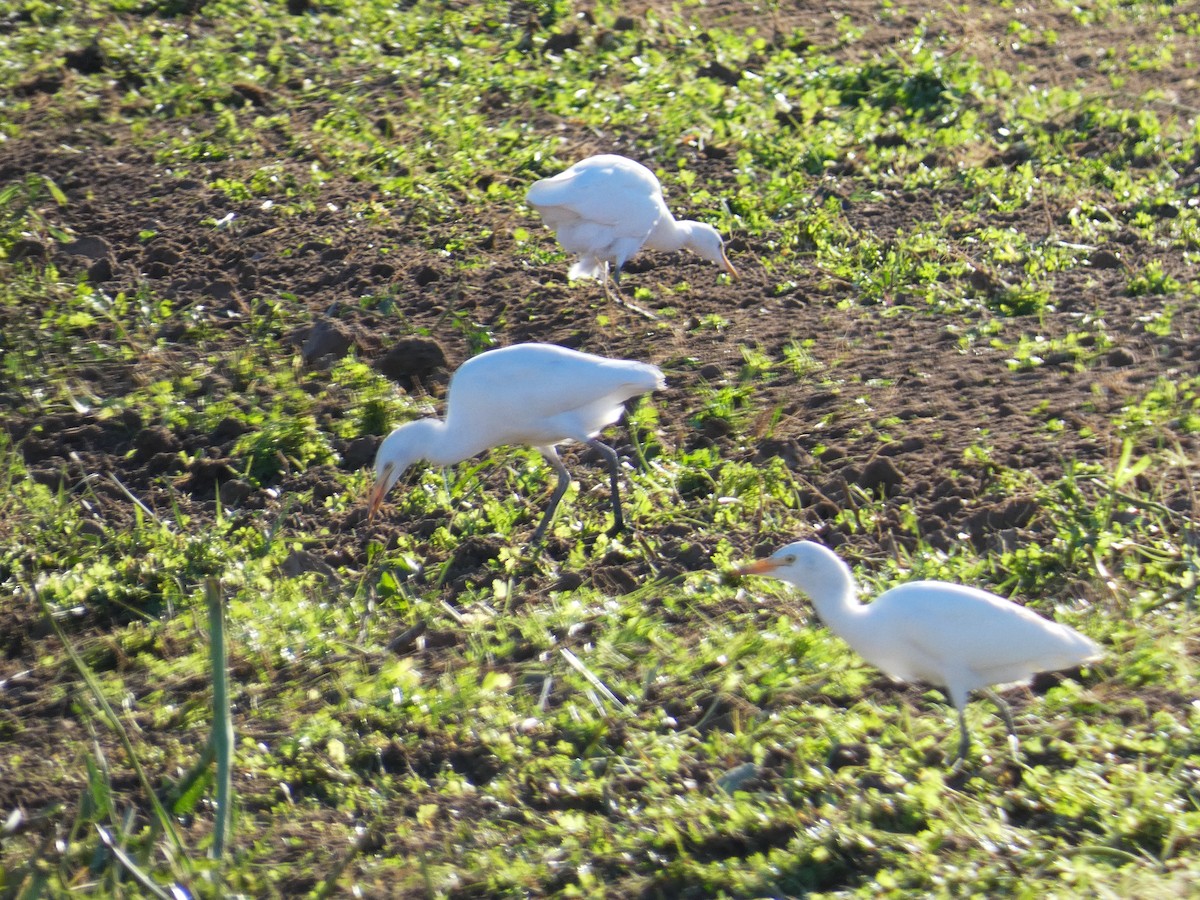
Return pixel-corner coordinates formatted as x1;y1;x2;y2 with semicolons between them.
206;279;236;301
387;621;428;654
968;267;1000;292
661;539;710;571
134;425;181;457
218;478;254;507
64;235;112;260
550;572;584;593
412;265;443;287
86;257;114;283
143;244;182;266
878;437;924;456
715;762;760;794
302;319;354;364
280;548;338;580
931;495;963;519
341;435;379;471
827;742;870;770
755;436;806;468
593;566;638;595
448;536;503;574
543;28;580;54
64;42;106;74
210;417;249;443
14;75;63;97
818;444;845;463
78;520;107;541
376;337;448;388
183;457;237;495
858;457;903;494
1106;347;1137;367
144;451;181;475
9;240;45;262
699;60;740;86
700;417;732;439
1089;249;1121;269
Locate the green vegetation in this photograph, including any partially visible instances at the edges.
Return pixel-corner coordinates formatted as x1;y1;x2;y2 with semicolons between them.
1;0;1198;897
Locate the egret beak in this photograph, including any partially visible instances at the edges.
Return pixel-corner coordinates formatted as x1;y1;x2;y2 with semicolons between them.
367;464;394;521
722;252;739;281
734;557;782;577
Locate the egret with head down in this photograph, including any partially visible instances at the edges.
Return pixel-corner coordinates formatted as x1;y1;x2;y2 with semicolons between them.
369;342;664;545
526;154;737;297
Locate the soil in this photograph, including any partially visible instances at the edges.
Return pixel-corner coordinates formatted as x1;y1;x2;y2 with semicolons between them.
1;0;1197;893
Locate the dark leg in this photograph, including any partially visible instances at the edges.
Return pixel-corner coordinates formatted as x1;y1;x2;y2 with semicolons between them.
531;448;572;546
982;689;1016;736
587;439;624;536
951;705;971;770
605;263;659;322
983;688;1020;757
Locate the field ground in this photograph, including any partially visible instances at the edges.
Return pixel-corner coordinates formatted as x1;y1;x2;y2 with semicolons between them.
1;0;1198;897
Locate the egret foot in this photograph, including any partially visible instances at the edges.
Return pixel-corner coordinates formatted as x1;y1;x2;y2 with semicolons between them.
605;265;659;321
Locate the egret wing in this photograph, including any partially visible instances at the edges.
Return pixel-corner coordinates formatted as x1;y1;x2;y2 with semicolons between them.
871;582;1098;690
446;345;663;447
527;159;665;236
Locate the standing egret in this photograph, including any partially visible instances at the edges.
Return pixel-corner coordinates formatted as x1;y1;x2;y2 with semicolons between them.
736;540;1103;766
368;343;664;544
526;154;738;297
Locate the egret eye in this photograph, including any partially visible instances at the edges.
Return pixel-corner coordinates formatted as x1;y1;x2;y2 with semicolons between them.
784;554;797;564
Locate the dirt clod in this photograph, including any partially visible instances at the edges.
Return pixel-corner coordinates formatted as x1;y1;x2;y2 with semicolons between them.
376;337;449;389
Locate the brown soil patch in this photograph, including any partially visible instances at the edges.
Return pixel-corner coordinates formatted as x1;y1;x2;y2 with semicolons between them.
1;0;1197;892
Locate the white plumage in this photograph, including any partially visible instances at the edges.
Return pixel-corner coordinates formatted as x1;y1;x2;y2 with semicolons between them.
368;343;664;544
526;154;737;286
737;540;1103;765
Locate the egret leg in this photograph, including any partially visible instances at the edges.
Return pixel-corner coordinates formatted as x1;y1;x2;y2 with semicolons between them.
586;439;624;536
982;689;1016;735
601;261;617;303
603;262;660;322
531;448;572;546
951;705;972;769
982;688;1020;757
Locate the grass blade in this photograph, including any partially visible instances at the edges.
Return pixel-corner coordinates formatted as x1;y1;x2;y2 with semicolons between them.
559;648;626;710
205;579;234;863
95;826;174;900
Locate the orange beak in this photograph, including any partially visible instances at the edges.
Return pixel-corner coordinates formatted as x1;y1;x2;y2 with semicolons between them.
366;464;393;521
722;253;739;281
734;557;782;577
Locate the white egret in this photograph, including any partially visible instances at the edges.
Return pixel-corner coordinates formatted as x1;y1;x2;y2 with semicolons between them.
368;343;664;544
736;540;1102;766
526;154;738;294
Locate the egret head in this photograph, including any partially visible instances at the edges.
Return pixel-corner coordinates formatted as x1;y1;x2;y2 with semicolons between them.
683;222;738;280
367;420;437;519
734;540;848;598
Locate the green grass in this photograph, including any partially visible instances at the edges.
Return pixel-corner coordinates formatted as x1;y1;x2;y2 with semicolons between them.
2;0;1200;896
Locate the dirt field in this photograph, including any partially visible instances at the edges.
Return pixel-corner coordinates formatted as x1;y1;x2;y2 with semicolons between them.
1;0;1197;893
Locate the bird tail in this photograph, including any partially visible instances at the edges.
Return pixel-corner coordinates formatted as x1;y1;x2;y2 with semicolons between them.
645;364;667;392
569;257;607;282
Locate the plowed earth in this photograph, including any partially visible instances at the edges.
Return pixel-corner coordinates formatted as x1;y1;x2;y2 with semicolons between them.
1;1;1197;895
